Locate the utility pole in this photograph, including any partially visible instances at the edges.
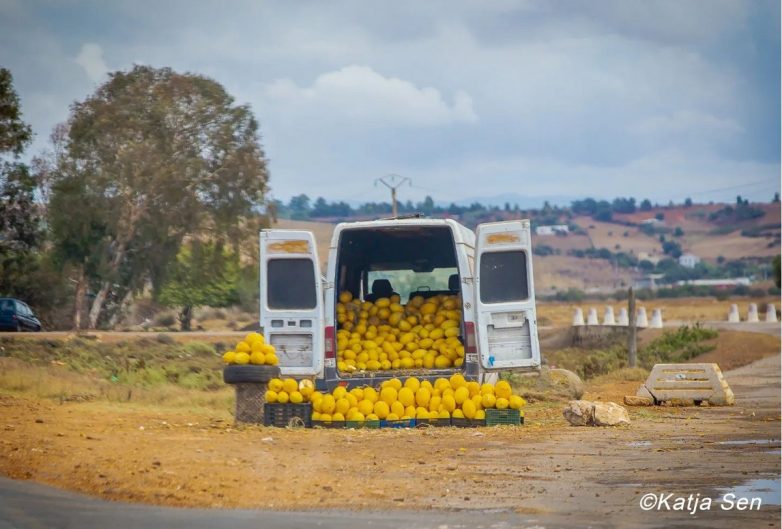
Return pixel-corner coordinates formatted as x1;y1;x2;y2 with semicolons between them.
628;287;637;367
375;174;411;217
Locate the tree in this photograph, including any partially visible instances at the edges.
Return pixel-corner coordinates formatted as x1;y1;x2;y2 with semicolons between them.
0;69;32;156
773;255;781;289
159;241;239;330
684;197;693;207
773;193;780;204
48;65;269;329
0;69;45;306
639;199;652;211
288;194;311;219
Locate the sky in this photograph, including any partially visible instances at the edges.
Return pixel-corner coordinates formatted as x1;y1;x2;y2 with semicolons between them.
1;0;780;207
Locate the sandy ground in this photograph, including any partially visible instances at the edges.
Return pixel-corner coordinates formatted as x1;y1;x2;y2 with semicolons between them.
0;350;779;528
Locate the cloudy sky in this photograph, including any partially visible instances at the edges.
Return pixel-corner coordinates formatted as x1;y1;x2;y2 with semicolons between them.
1;0;779;206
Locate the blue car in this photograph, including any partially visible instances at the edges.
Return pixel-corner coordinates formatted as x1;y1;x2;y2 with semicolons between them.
0;298;42;332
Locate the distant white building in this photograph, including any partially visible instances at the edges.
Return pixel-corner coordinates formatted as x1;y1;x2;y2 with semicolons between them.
676;278;751;287
640;218;663;225
678;253;701;269
535;224;569;236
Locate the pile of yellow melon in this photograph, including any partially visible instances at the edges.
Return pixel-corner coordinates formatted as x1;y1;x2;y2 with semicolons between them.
265;377;314;404
222;332;279;366
300;374;525;423
336;291;464;374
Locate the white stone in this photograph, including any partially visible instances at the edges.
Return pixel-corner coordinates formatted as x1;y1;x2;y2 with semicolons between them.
636;307;648;328
603;306;616;326
616;308;629;326
593;402;631;426
624;395;653;406
563;400;594;426
564;400;631;426
746;303;759;323
572;307;585;326
727;304;740;323
766;303;777;323
586;308;599;326
649;308;663;329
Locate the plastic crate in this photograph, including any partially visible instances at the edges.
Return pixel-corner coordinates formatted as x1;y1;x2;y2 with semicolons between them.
485;409;523;426
263;403;312;428
346;420;381;429
451;418;486;428
311;420;346;429
414;418;451;427
380;419;417;429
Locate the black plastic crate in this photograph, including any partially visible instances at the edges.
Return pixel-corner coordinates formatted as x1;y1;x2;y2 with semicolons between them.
485;409;523;426
263;403;312;428
451;417;486;428
311;420;346;429
414;418;451;427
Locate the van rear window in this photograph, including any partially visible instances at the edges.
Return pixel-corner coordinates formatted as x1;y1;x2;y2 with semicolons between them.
479;250;529;303
267;259;317;309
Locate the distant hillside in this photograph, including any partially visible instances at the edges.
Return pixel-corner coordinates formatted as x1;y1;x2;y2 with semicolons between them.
272;201;780;294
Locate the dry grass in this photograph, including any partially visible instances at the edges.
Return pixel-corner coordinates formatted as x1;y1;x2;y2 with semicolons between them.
0;358;234;413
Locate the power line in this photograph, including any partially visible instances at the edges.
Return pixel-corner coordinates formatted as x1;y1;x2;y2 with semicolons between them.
375;174;411;217
685;177;778;197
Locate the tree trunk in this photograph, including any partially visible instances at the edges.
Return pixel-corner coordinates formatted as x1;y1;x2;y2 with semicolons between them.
179;305;193;331
72;265;86;330
87;281;111;329
107;289;133;329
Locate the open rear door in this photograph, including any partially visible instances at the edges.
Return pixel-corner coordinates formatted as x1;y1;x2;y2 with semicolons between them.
474;220;541;370
260;230;324;377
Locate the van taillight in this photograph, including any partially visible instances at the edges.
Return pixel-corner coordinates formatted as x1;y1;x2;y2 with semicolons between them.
325;326;336;359
464;321;476;354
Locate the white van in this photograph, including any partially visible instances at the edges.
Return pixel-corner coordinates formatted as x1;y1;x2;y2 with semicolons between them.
259;218;540;390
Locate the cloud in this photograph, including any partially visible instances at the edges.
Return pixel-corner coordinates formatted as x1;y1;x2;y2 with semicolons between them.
75;43;108;83
263;65;477;127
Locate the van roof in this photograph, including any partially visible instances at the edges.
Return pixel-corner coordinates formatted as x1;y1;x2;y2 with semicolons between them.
332;218;474;247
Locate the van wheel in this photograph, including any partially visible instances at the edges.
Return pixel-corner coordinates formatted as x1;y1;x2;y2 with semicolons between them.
223;365;281;384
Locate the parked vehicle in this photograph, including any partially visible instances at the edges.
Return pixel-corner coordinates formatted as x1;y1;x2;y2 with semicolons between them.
0;298;42;332
259;218;540;391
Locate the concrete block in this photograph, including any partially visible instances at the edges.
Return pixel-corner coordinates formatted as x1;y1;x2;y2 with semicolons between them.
616;308;629;326
766;303;777;323
572;307;585;326
636;307;648;328
746;303;759;323
649;308;663;328
643;363;734;406
727;304;740;323
586;307;599;326
603;306;616;326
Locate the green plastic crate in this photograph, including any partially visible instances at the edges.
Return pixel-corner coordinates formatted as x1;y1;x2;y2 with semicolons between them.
485;408;523;426
345;420;380;429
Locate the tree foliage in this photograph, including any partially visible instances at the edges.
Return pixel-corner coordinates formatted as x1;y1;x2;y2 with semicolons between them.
47;65;269;328
159;241;239;330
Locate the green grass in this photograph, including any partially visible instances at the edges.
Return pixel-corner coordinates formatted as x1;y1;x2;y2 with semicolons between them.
542;325;718;381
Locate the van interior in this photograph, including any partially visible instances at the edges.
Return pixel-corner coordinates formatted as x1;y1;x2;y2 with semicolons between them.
336;226;460;303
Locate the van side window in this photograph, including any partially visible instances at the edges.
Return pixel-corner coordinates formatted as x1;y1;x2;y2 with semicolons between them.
267;258;317;309
479;250;529;303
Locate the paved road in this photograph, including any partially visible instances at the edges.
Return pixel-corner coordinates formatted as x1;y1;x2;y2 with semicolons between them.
0;477;559;529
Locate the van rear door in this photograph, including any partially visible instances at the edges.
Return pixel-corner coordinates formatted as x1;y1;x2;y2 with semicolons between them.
474;220;541;370
260;230;324;377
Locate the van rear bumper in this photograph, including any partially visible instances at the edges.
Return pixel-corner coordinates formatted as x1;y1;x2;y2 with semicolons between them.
316;360;480;391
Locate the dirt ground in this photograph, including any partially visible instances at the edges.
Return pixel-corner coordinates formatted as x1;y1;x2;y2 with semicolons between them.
0;355;780;527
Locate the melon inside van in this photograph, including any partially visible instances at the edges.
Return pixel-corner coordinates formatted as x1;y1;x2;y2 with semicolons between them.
260;218;541;390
